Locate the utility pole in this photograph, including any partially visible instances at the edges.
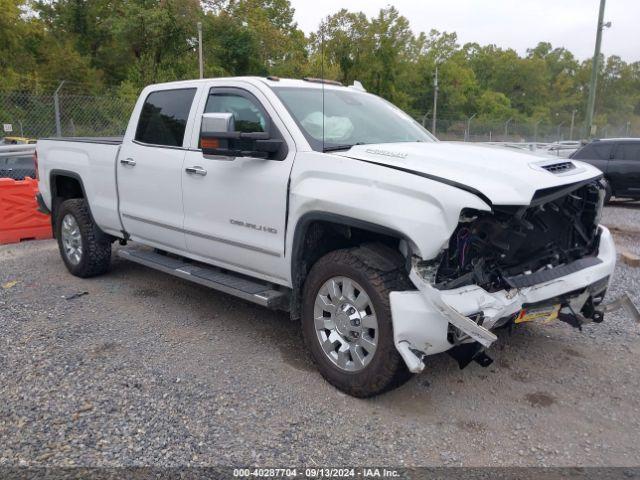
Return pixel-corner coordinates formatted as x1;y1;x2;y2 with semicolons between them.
466;113;477;142
197;21;204;79
431;65;439;135
422;110;431;128
569;109;578;141
53;80;65;137
504;117;513;140
533;119;542;144
557;122;565;142
585;0;610;138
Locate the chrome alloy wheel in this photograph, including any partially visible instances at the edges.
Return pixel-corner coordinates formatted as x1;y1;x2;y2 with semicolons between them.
61;213;83;265
313;276;379;372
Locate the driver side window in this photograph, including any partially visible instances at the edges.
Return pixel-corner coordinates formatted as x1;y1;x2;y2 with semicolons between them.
204;92;266;133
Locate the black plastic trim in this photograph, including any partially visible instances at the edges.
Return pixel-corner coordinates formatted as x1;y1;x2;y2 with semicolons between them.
504;257;603;289
529;176;603;206
36;193;50;215
290;211;412;288
49;169;112;241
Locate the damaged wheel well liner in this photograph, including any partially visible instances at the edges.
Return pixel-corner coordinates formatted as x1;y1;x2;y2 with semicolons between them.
289;212;413;319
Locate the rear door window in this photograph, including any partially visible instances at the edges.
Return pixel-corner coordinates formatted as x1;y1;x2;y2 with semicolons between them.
573;143;613;160
615;143;640;161
135;88;197;147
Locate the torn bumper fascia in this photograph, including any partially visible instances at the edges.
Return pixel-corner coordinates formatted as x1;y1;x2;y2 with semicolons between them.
390;226;617;373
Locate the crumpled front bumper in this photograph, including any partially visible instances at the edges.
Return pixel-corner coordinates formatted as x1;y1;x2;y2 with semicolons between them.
390;226;617;373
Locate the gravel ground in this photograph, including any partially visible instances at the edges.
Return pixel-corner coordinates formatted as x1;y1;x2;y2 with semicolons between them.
1;204;639;468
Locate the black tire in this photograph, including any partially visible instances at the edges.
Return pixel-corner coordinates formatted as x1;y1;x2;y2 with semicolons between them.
602;178;613;204
301;248;414;398
55;198;111;278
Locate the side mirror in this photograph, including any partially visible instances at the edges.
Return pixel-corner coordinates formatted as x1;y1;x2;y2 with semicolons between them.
202;112;235;136
200;113;283;160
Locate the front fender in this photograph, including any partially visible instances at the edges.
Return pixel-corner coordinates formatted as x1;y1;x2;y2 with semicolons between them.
286;151;491;267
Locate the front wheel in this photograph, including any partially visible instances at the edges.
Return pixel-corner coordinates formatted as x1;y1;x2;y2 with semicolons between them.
301;248;413;397
56;198;111;278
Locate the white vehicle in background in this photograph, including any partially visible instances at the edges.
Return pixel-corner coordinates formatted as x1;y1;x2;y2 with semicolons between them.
35;77;615;397
545;141;581;158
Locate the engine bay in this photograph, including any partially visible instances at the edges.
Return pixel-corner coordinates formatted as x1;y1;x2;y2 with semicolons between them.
435;179;605;292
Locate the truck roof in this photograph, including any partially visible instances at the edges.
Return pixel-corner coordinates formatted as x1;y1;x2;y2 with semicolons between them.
147;76;355;92
592;137;640;143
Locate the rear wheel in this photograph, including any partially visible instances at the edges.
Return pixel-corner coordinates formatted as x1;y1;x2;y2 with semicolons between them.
301;248;413;397
56;199;111;278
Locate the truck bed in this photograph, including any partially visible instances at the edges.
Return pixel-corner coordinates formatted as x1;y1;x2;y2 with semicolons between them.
37;136;124;238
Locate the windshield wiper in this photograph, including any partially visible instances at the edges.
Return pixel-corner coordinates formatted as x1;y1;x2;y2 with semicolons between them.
323;143;365;153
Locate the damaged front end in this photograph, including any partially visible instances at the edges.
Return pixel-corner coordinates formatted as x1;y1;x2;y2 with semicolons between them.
390;178;619;373
435;178;605;293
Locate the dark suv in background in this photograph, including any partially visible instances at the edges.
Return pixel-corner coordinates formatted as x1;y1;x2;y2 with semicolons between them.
570;138;640;203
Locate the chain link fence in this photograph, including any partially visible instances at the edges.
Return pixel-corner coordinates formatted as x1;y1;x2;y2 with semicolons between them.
2;91;638;143
0;92;134;140
419;116;639;143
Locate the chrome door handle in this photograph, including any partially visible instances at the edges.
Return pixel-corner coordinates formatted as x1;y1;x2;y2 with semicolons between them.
120;158;136;166
185;166;207;176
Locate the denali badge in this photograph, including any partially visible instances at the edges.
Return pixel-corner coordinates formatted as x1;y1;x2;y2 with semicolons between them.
230;219;278;234
365;148;408;159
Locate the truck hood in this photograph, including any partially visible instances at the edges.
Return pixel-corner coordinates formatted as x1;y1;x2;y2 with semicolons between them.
333;142;602;206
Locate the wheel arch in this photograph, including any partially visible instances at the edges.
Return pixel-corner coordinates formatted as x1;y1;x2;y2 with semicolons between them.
49;169;111;241
289;211;417;319
50;169;86;200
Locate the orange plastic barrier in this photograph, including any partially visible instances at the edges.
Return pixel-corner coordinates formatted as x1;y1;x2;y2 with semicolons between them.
0;177;53;245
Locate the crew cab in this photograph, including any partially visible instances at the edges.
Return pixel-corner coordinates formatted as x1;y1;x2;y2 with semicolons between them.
36;77;616;397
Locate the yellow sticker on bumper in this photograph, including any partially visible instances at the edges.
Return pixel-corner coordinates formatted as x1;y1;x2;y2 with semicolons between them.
515;304;561;324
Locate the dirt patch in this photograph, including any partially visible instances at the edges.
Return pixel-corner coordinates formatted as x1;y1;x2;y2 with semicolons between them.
456;420;487;433
563;347;585;358
525;391;556;408
89;341;120;358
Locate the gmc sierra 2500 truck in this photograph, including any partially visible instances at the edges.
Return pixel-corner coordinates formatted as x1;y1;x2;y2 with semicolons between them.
36;77;616;397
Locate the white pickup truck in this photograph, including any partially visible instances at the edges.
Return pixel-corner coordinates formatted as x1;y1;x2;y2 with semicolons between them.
36;77;616;397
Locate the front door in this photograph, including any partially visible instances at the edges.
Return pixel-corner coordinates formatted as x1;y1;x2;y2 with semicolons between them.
181;85;293;284
117;87;197;251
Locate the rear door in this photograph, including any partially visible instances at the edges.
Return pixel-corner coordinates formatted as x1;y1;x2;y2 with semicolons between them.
610;142;640;196
117;87;197;252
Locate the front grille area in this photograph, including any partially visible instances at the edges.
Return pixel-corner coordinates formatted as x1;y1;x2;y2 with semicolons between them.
435;179;604;292
541;161;576;174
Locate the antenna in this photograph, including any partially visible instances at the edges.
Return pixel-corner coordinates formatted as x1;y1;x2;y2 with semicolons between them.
321;22;325;152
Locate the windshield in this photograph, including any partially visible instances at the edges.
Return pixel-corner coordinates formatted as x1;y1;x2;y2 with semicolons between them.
271;86;436;152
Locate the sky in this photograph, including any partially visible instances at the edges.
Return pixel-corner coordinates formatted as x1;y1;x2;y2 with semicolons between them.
289;0;640;62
